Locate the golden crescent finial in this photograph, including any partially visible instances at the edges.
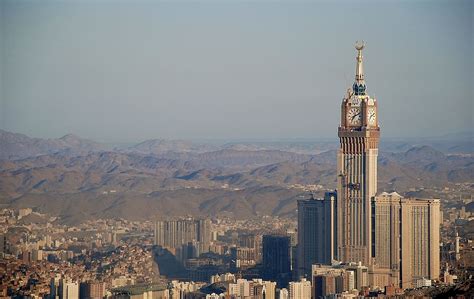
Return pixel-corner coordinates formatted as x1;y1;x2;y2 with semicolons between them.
355;40;365;51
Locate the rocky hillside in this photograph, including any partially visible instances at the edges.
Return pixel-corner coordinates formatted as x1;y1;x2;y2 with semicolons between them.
0;130;472;224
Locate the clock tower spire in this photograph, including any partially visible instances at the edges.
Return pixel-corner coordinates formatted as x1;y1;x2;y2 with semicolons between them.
336;42;380;266
354;41;366;95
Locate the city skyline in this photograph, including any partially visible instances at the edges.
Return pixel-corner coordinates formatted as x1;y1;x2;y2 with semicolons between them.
0;1;472;298
292;44;442;290
1;0;472;142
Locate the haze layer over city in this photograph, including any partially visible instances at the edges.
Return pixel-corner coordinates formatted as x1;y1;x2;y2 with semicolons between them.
0;0;472;298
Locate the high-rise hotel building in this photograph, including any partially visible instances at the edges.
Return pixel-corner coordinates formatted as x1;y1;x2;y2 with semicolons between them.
399;197;440;289
298;43;440;290
372;192;440;289
371;192;402;287
336;42;379;266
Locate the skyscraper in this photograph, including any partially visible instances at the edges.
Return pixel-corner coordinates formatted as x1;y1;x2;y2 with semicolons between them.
334;44;440;290
262;235;291;287
372;192;440;289
154;218;211;253
297;192;336;278
400;198;440;289
371;192;402;288
337;42;380;266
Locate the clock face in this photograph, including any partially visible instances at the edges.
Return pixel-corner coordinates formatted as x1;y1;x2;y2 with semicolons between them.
346;107;361;125
368;107;376;125
350;96;361;106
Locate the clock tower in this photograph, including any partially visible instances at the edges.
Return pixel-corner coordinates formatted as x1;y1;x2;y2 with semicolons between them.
337;42;380;266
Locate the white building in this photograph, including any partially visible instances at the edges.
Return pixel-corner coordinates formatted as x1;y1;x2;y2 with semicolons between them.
59;279;79;299
415;277;432;288
288;278;311;299
228;278;275;299
170;280;205;298
229;279;251;298
210;273;236;284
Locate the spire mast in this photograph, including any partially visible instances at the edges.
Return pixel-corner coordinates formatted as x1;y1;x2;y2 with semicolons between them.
353;41;367;95
355;41;365;83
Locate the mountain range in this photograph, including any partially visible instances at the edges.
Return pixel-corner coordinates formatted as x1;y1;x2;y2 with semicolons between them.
0;130;108;160
0;129;472;224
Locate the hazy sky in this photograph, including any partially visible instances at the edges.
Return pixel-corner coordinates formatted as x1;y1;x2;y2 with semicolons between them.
0;0;472;142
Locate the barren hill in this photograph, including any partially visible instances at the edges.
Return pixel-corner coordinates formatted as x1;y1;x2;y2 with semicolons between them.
1;130;472;224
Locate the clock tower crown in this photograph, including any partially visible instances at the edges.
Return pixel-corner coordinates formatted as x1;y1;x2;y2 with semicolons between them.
340;42;379;129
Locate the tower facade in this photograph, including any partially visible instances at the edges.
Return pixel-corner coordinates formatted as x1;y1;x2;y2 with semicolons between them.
154;218;211;253
262;235;292;287
337;42;380;265
371;192;440;289
400;198;440;289
297;192;336;278
371;192;403;288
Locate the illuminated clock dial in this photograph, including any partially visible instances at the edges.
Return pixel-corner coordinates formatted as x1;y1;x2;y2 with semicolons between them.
347;108;361;125
367;107;376;125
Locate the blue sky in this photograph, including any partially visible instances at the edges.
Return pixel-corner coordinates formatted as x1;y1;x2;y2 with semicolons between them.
0;0;472;142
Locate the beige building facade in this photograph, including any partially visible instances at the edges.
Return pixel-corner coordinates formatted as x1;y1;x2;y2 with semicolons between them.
337;42;380;266
400;197;440;289
371;192;440;289
371;192;402;288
